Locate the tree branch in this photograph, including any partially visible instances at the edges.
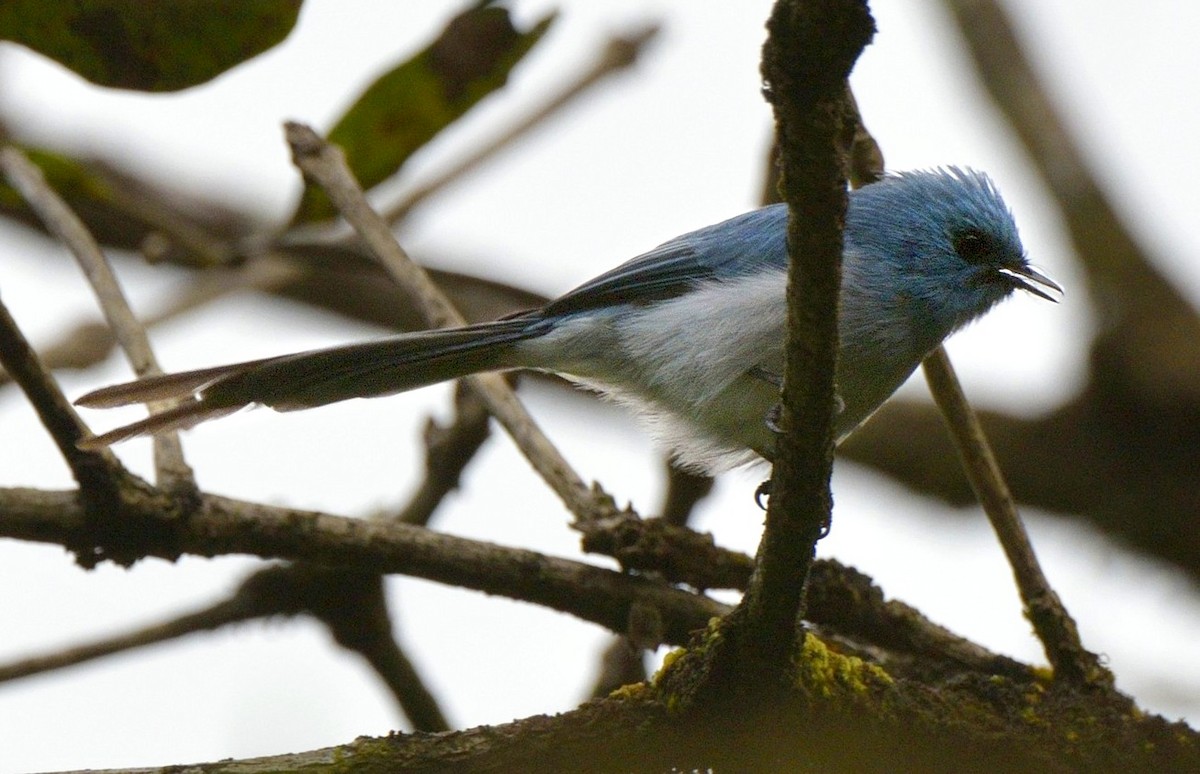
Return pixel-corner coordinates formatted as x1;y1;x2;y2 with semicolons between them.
0;146;195;494
0;594;260;684
381;24;662;225
0;487;728;646
922;346;1108;685
37;649;1196;774
284;122;618;525
716;0;874;685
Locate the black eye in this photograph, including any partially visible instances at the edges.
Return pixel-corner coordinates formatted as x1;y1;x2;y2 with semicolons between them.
952;229;994;265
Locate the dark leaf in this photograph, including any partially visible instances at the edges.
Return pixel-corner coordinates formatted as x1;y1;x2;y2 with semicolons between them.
0;0;303;92
291;2;555;224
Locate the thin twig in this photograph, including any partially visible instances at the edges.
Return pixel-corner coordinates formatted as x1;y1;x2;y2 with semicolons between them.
0;596;263;684
0;562;451;731
922;345;1109;685
0;146;194;492
380;24;661;225
0;297;120;490
394;381;493;526
284;122;616;523
0;258;302;386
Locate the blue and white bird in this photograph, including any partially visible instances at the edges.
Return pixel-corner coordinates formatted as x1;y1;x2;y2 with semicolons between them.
77;168;1059;470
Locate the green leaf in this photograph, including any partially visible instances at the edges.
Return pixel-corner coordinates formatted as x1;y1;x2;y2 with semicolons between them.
0;0;303;92
292;1;556;224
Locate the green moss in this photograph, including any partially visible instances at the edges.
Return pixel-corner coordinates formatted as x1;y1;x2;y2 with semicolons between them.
328;735;397;772
1029;665;1054;682
652;617;725;686
793;632;893;698
609;681;651;701
652;647;688;686
1019;705;1045;726
701;615;725;643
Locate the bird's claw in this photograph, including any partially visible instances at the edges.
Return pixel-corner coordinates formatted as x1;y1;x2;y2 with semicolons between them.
754;479;772;510
748;365;783;388
765;403;783;434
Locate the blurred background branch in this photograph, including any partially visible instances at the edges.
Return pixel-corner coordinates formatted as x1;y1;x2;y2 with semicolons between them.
840;0;1200;584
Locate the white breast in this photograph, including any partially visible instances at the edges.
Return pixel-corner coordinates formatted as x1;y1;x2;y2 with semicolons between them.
516;270;789;471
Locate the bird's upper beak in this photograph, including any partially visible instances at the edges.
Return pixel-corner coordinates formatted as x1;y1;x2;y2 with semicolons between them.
997;264;1063;302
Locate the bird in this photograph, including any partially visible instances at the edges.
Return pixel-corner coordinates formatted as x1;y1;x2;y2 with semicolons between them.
76;167;1060;472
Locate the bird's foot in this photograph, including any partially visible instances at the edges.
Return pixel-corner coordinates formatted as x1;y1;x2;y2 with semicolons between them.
748;365;783;388
754;479;771;510
765;402;783;434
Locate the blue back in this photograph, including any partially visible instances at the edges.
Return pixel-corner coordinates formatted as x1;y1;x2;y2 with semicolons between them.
543;205;789;315
542;168;1023;322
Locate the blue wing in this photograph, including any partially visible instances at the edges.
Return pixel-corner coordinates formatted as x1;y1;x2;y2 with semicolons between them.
543;204;790;315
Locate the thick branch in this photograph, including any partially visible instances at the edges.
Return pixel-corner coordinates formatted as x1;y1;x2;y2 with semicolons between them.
724;0;874;683
0;488;727;647
41;655;1197;774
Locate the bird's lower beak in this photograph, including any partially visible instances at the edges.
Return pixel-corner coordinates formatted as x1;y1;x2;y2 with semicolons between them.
997;265;1063;302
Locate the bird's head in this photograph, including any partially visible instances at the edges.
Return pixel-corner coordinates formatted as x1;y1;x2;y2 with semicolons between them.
846;167;1061;340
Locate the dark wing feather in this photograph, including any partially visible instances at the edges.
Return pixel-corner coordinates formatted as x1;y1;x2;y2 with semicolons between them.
544;204;789;315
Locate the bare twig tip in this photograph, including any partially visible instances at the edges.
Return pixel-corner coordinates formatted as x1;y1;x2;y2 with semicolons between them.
603;23;662;69
75;434;107;452
284;121;324;160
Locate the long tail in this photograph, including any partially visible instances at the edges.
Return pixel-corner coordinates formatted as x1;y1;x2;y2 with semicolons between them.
75;317;546;448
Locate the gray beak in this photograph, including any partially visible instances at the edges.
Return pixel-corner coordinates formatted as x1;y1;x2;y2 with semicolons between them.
997;264;1063;302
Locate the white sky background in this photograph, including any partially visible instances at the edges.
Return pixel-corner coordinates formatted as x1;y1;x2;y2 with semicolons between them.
1;1;1198;770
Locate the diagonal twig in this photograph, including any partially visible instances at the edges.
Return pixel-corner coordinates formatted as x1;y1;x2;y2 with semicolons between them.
0;297;121;492
284;122;616;524
0;561;450;731
0;594;265;684
380;24;661;225
922;345;1109;685
0;146;194;493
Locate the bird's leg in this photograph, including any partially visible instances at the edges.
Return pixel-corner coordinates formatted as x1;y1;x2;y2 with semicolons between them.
746;366;842;526
747;365;783;389
748;365;785;434
746;366;784;509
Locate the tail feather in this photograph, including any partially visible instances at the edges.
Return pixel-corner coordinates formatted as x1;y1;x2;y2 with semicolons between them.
75;318;545;446
77;402;240;450
75;358;277;408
